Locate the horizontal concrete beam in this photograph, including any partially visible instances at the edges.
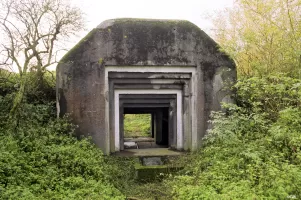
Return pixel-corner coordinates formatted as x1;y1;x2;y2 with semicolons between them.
120;99;173;104
114;84;183;90
108;72;192;79
110;79;190;85
123;103;171;108
124;109;160;114
120;94;177;99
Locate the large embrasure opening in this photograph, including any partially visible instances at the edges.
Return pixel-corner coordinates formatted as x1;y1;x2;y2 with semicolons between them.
122;106;171;149
116;91;181;152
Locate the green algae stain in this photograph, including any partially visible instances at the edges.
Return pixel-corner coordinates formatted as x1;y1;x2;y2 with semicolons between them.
98;58;104;64
60;28;97;63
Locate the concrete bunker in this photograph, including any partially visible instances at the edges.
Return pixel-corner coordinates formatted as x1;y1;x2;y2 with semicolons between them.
56;18;236;154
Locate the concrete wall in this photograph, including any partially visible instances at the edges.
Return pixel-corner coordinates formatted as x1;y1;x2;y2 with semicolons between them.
56;18;236;154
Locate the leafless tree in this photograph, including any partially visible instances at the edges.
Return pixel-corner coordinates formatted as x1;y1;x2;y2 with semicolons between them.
0;0;84;119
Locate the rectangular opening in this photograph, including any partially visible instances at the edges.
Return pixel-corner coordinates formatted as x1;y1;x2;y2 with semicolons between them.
114;89;183;152
123;110;170;149
124;114;152;138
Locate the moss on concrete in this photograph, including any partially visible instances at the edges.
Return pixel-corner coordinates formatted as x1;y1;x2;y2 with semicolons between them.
98;58;104;65
134;159;183;182
108;18;201;35
60;28;97;63
107;18;200;30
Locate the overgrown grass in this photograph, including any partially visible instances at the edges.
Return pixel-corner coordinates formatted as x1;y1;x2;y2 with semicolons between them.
124;114;151;137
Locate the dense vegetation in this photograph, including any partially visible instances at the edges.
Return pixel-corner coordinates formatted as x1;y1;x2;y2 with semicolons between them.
0;0;301;199
0;71;124;199
167;76;301;199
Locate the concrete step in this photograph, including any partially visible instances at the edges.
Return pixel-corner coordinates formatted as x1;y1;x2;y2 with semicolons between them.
124;137;155;142
114;148;184;157
135;155;183;182
113;148;185;182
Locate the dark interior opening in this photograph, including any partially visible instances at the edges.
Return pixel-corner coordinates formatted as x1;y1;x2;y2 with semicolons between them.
157;107;169;146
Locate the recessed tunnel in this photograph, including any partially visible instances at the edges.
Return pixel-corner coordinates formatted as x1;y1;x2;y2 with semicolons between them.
121;94;177;149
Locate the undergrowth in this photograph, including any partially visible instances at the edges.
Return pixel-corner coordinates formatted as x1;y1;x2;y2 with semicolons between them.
167;75;301;199
0;72;125;199
1;70;301;199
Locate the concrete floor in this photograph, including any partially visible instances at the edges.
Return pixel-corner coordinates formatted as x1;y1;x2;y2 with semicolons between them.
113;148;185;157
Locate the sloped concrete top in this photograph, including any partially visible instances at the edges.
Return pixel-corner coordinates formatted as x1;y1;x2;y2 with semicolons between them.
96;18;198;29
60;18;234;68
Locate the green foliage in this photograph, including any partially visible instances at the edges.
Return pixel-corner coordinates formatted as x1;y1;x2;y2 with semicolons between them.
168;75;301;199
0;70;56;104
0;97;125;199
124;114;151;137
212;0;301;77
235;75;301;120
0;69;19;96
103;156;173;200
25;71;56;104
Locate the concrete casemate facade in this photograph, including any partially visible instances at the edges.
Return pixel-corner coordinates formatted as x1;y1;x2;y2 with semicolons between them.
56;18;236;155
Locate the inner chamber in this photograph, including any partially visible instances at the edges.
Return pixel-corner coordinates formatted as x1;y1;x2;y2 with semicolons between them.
121;94;176;149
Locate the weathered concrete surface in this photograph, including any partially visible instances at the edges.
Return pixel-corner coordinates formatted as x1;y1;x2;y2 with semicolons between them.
56;18;236;154
142;157;164;166
113;148;185;157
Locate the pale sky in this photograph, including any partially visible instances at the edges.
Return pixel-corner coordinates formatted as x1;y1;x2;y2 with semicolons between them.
55;0;233;70
72;0;234;37
1;0;234;71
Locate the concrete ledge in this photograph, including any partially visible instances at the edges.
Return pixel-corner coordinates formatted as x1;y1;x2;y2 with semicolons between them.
135;164;183;182
113;148;185;157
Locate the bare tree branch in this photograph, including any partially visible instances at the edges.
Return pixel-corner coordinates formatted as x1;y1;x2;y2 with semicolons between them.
0;0;85;119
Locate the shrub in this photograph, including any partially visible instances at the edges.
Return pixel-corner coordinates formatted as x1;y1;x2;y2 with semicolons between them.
235;75;301;120
168;75;301;199
0;98;125;199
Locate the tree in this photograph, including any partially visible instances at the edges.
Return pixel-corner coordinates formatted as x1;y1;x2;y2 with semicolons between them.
0;0;84;120
211;0;301;77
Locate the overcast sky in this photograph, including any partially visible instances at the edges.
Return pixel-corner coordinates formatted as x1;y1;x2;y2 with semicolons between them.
2;0;234;71
71;0;234;39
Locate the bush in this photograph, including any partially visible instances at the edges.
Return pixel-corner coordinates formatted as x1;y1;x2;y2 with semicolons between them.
0;70;56;104
235;75;301;120
0;69;19;96
0;98;125;199
168;75;301;199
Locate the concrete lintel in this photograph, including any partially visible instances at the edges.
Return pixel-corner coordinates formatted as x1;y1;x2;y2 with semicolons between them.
106;66;196;73
120;94;177;99
122;103;171;108
114;84;183;90
120;99;173;104
123;107;163;114
108;72;192;79
110;79;190;85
